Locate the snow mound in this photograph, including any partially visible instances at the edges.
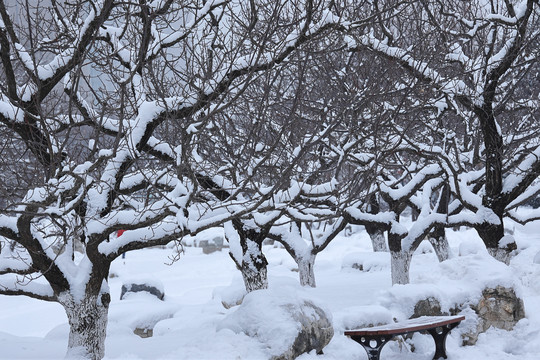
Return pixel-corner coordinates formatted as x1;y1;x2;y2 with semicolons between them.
213;276;247;309
341;252;390;272
533;251;540;264
499;235;516;248
458;238;487;256
110;292;179;331
217;286;333;358
415;240;434;254
380;253;520;319
332;305;393;331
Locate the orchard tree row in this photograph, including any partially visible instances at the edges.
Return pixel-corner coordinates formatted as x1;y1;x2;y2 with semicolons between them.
0;1;539;359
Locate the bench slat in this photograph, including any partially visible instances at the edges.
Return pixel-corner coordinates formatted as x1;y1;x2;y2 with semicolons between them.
344;315;465;336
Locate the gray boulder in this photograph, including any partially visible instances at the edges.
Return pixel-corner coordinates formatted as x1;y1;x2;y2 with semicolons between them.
121;280;165;300
133;327;153;338
412;296;444;318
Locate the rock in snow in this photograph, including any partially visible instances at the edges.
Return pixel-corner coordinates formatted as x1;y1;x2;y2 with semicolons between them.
120;277;165;300
412;296;443;318
471;286;525;342
218;287;334;359
476;286;525;332
408;287;525;346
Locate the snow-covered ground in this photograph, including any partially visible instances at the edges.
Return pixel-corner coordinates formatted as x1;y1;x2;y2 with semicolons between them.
2;220;540;360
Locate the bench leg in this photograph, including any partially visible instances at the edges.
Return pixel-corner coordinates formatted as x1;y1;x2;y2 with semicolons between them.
427;322;460;359
349;334;393;360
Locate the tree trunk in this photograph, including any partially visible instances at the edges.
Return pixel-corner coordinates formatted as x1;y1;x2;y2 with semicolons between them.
427;234;450;262
365;193;388;252
476;109;517;264
428;183;451;262
59;292;110;360
225;221;269;293
240;238;269;292
390;250;412;285
477;221;516;265
241;257;268;292
367;228;387;252
297;253;317;287
427;215;451;263
387;228;411;285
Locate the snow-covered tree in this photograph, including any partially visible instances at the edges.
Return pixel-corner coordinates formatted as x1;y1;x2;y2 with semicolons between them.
173;6;387;291
344;0;540;267
0;0;355;358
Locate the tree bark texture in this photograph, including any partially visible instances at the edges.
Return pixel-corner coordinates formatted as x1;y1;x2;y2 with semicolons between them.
59;292;110;360
487;247;514;265
388;230;412;285
476;110;516;264
365;193;388;252
297;253;317;288
477;222;516;265
367;229;387;252
240;238;269;292
390;250;412;285
428;183;451;262
427;234;450;262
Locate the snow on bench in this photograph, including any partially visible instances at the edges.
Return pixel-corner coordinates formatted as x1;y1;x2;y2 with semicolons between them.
344;315;465;360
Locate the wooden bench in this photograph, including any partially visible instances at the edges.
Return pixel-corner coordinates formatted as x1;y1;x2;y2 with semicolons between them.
344;315;465;360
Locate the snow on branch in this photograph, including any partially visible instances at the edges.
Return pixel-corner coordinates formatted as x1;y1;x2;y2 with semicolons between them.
506;208;540;225
118;167;177;195
344;206;395;228
312;217;347;251
448;170;485;211
483;1;537;90
0;215;19;240
380;164;443;203
0;96;24;123
0;274;56;302
269;221;311;259
1;0;115;102
346;30;478;105
0;243;33;276
147;0;229;60
97;217;187;258
507;181;540;210
502;145;540;205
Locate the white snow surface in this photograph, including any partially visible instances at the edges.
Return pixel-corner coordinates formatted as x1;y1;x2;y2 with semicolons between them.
2;220;540;359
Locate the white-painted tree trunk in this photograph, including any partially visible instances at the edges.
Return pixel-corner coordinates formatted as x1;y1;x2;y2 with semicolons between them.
60;293;109;360
390;251;412;285
428;235;451;262
297;254;317;287
369;230;387;252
